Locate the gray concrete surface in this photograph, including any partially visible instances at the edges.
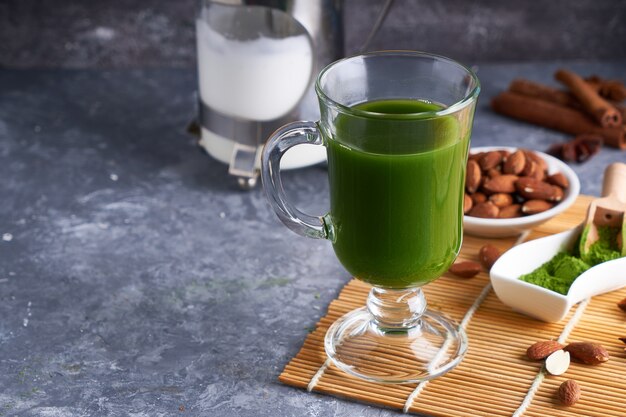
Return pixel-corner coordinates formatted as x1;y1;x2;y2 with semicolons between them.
1;0;626;68
0;62;624;416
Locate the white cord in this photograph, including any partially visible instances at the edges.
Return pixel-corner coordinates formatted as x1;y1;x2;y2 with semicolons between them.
403;380;429;413
307;358;331;392
404;229;531;413
510;371;546;417
557;298;590;344
404;283;493;413
514;230;531;247
460;282;494;329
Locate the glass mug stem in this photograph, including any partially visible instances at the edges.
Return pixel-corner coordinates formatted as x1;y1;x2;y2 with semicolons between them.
367;287;426;331
261;121;331;240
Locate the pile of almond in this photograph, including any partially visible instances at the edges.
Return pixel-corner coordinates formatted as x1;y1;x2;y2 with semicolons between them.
465;149;569;218
526;340;610;406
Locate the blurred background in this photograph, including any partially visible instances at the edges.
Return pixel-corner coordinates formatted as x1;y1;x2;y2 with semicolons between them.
1;0;625;69
0;2;625;416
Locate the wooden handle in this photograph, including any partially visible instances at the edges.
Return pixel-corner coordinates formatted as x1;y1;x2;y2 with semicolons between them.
602;162;626;201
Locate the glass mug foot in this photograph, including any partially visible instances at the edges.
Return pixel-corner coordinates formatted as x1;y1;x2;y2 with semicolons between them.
324;287;467;384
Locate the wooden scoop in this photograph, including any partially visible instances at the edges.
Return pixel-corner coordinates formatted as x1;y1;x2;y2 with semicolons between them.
580;162;626;259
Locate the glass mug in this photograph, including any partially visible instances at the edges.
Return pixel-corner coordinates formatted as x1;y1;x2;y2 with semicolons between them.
261;51;480;383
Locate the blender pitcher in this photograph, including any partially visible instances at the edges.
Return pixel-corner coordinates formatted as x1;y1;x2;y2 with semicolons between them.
196;0;394;188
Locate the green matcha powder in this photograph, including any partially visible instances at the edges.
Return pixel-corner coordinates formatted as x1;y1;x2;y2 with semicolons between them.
520;226;623;295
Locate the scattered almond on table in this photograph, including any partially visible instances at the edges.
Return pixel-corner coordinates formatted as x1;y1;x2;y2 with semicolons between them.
464;149;569;219
545;349;570;375
478;244;501;271
558;380;581;406
448;245;503;278
525;339;609;391
564;342;610;365
526;340;564;360
448;261;481;278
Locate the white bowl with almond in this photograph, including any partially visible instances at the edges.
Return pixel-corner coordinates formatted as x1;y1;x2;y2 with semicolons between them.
463;146;580;238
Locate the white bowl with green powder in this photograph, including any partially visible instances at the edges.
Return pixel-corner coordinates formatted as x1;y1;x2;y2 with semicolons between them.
490;223;626;322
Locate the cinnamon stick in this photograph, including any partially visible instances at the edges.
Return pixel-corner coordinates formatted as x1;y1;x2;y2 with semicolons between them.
509;78;626;124
586;75;626;102
509;79;578;108
491;91;626;149
612;102;626;121
555;69;622;128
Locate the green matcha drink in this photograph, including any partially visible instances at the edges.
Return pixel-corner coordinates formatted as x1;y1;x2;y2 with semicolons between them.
325;99;470;288
262;52;480;383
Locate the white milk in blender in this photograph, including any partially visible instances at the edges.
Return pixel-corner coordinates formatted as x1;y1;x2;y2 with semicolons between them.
196;18;313;121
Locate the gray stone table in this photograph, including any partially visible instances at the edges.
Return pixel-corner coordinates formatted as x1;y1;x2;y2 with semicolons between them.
0;62;624;416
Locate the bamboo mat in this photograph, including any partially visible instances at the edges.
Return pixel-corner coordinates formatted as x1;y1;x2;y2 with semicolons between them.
279;195;626;416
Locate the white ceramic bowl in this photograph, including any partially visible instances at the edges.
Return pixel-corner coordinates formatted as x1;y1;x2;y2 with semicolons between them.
490;223;626;322
463;146;581;238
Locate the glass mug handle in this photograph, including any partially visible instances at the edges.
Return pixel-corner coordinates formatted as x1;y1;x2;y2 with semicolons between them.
261;121;330;240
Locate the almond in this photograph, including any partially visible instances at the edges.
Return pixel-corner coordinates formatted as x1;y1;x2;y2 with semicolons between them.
521;159;538;177
479;244;502;271
463;193;473;214
489;193;513;208
558;380;581;406
483;175;519;194
617;297;626;312
448;261;481;278
499;204;522;218
466;159;482;193
471;192;487;204
531;166;546;181
524;149;548;173
487;168;501;178
526;340;565;360
564;342;609;365
468;151;485;161
515;177;556;200
522;159;546;181
466;148;567;219
547;172;569;189
478;151;502;170
551;185;564;202
545;350;570;375
468;202;500;218
503;150;526;175
522;199;554;215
